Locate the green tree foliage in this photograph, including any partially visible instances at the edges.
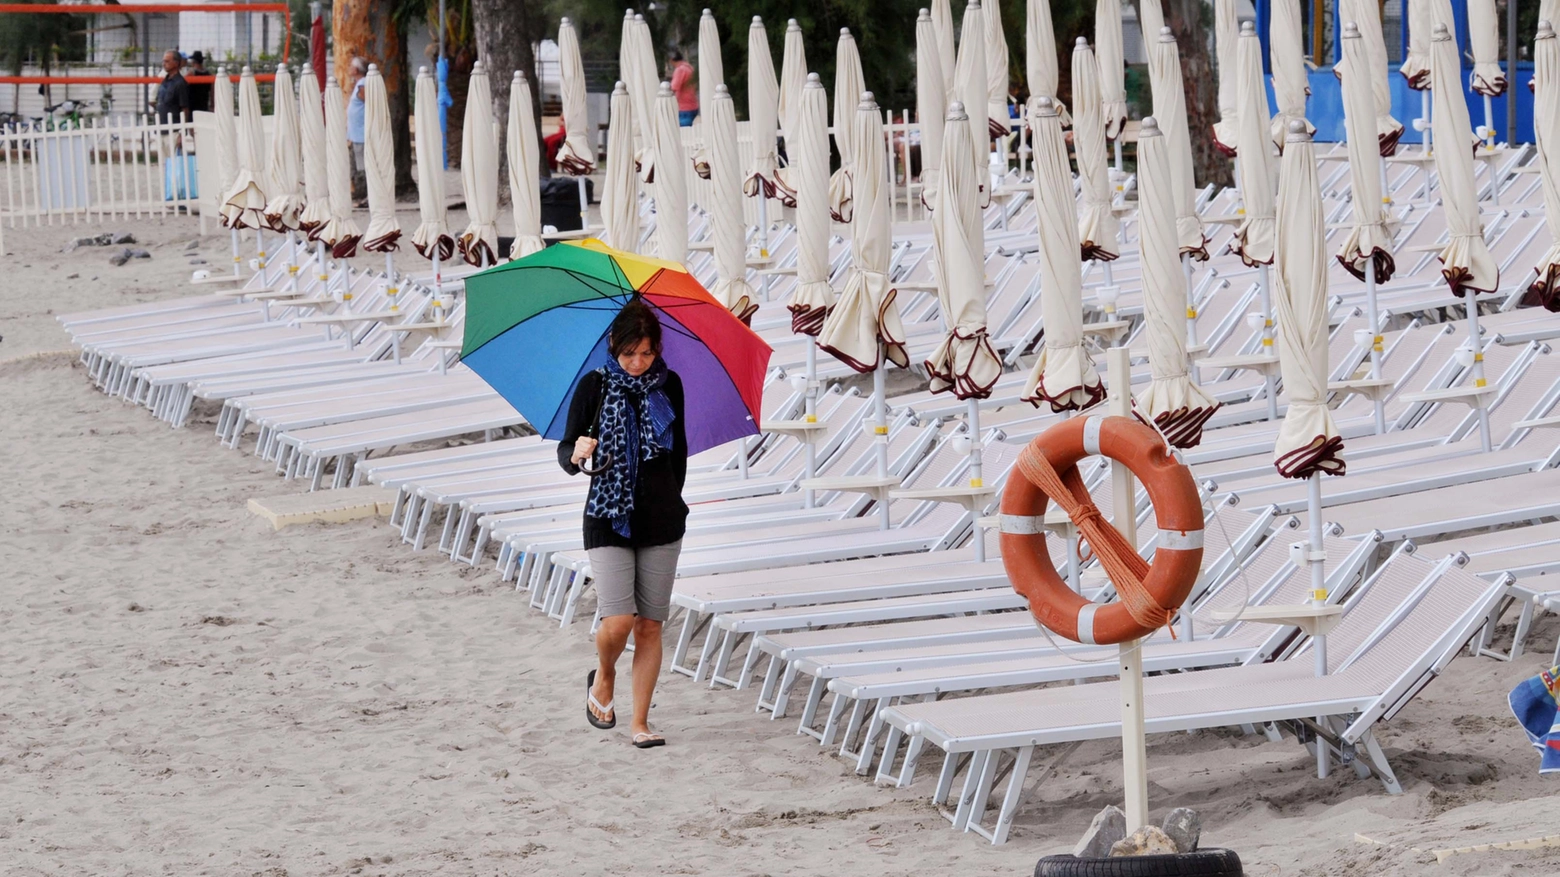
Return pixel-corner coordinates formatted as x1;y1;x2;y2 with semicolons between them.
0;1;86;77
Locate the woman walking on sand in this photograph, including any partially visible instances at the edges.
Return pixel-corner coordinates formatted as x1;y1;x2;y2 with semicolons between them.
559;300;688;749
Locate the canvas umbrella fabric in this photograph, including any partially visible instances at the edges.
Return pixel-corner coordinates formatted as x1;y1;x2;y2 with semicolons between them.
709;84;758;323
985;0;1013;140
1149;28;1206;258
778;19;807;146
263;64;303;232
1212;0;1239;154
1026;0;1069;123
927;100;1001;400
508;69;545;260
458;61;499;267
319;74;360;259
222;66;269;231
745;16;782;199
1530;21;1560;311
1400;0;1433;89
1232;23;1276;268
1430;25;1499;296
1134;117;1220;448
622;13;659;156
556;17;596;175
600;82;641;254
211;67;238;229
1341;0;1405;155
411;66;452;262
461;240;771;456
652;81;689;264
1269;0;1315;146
1074;38;1119;262
1469;0;1507;98
1023;96;1105;411
298;63;332;236
1137;0;1165;40
830;28;865;222
692;10;722;181
955;2;990;207
932;0;957;101
916;9;948;210
361;64;401;254
788;73;835;337
1095;0;1128;140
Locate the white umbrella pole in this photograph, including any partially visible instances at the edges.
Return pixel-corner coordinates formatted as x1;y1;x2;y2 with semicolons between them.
1467;297;1492;452
315;239;328;295
1183;254;1199;385
231;227;242;275
255;228;266;272
1258;262;1278;420
1107;345;1147;831
1420;91;1434;207
1365;258;1386;433
286;231;300;294
1483;94;1496;149
758;194;771;301
432;251;447;375
577;175;589;231
874;342;889;530
1113;137;1123;177
966;397;985;562
385;252;398;310
1307;469;1330;779
804;340;818;509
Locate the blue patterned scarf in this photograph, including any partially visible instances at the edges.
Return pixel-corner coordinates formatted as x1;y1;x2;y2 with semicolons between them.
583;357;676;538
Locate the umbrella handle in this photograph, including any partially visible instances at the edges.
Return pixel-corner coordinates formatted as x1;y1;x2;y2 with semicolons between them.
578;451;615;476
578;375;614;476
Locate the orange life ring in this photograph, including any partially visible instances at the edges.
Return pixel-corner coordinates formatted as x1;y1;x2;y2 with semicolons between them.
1000;415;1203;645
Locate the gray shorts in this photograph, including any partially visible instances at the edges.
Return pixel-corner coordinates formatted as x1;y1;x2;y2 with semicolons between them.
587;540;682;621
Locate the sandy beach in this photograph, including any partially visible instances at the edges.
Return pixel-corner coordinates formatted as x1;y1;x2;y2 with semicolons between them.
5;216;1560;876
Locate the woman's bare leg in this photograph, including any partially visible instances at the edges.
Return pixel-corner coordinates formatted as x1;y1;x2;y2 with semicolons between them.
629;617;664;736
592;614;635;722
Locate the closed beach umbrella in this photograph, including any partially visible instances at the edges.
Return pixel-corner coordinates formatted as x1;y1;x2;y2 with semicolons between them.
1469;0;1506;97
778;20;807;144
319;74;360;258
1149;28;1206;258
927;101;1001;399
830;28;865;222
916;9;948;210
1430;26;1499;295
652;81;689;264
600;82;641;253
1096;0;1128;139
1023;96;1105;411
262;64;303;231
556;18;596;175
1272;120;1345;479
692;9;722;180
361;64;401;253
212;67;238;225
788;74;835;336
1137;0;1164;40
1026;0;1068;122
411;66;452;261
709;85;758;323
222;66;268;229
1529;22;1560;310
458;60;499;266
1337;23;1395;284
955;2;990;204
932;0;957;101
1134;117;1220;448
1231;23;1275;267
745;16;781;198
985;0;1012;139
622;13;658;152
1212;0;1238;154
298;63;331;235
508;69;545;260
1400;0;1433;90
1269;0;1315;146
1342;0;1405;155
1074;37;1118;262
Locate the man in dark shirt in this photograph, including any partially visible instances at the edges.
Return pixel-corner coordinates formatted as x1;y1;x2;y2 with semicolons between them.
186;51;212;114
153;50;191;124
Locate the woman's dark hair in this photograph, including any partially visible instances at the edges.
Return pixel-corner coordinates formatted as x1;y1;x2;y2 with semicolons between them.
608;299;663;357
669;49;684;62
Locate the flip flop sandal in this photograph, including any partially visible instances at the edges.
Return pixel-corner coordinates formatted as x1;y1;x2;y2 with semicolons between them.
632;732;666;749
586;669;615;730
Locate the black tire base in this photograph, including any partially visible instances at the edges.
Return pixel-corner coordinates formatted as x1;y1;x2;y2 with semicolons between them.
1034;848;1243;877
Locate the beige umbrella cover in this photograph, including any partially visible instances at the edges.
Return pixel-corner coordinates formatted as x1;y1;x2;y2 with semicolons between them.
1139;0;1165;45
410;65;452;261
1133;117;1220;448
790;73;836;336
985;0;1012;139
709;84;758;323
221;66;268;230
745;17;782;199
557;18;596;175
458;61;499;266
1529;22;1560;309
692;10;722;180
320;75;360;258
1430;26;1499;295
1401;0;1433;89
830;28;866;222
927;100;1001;399
1468;0;1507;97
1073;38;1119;261
1337;24;1396;283
916;9;947;211
508;70;545;260
1026;0;1070;123
778;19;807;143
1269;0;1316;146
932;0;957;101
1212;0;1239;154
818;92;909;372
263;64;303;231
361;65;401;253
1023;97;1106;411
955;1;990;206
1232;25;1277;267
601;82;641;253
298;65;331;235
1341;0;1405;155
1149;28;1207;258
652;81;690;264
622;13;659;152
1095;0;1128;139
212;67;239;226
1272;120;1345;478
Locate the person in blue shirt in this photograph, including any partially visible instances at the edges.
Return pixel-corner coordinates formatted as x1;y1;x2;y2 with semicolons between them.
346;56;367;205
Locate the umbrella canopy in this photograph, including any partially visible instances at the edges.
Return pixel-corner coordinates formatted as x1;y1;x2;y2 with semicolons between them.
916;9;948;210
262;64;303;232
927;101;1001;399
1431;25;1499;295
556;18;596;175
1073;37;1119;262
1232;23;1276;267
778;19;807;144
1095;0;1128;139
1337;23;1396;283
1341;0;1405;155
692;9;722;181
1400;0;1434;90
955;1;990;206
1212;0;1239;154
1149;28;1207;258
818;92;909;372
1530;21;1560;310
1024;97;1105;411
221;66;268;230
508;69;545;260
361;64;401;253
622;12;659;152
1026;0;1069;123
932;0;957;102
789;73;835;336
709;84;758;323
319;74;360;258
1137;0;1165;39
652;81;690;264
458;61;500;266
745;16;781;199
1272;120;1345;479
411;65;452;261
297;63;331;234
211;67;239;226
601;82;640;253
985;0;1012;139
461;240;772;456
1269;0;1315;146
830;28;865;222
1468;0;1506;97
1134;117;1220;448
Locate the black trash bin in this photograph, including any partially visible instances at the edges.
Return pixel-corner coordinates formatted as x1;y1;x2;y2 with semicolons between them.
539;176;591;232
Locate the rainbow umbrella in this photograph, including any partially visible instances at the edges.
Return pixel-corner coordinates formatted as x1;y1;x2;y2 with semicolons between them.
461;240;772;455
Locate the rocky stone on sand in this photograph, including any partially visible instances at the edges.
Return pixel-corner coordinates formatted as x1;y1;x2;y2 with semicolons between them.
1073;805;1127;858
64;233;114;252
107;248;148;266
185;239;200;250
1161;807;1201;853
1109;825;1179;857
112;232;136;245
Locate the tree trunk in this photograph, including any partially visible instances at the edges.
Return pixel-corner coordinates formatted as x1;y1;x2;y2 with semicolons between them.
469;0;549;184
1132;0;1230;188
333;0;415;195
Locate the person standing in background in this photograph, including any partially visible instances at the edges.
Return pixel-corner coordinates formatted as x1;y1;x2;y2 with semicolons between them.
152;50;190;124
346;56;368;206
187;51;213;114
668;50;696;126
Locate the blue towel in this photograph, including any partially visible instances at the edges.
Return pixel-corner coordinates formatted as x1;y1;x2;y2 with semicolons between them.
1508;666;1560;774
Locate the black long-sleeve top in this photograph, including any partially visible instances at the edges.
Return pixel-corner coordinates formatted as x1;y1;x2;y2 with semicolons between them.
557;369;689;550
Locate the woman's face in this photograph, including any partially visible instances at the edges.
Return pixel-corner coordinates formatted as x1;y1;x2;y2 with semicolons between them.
616;338;657;377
